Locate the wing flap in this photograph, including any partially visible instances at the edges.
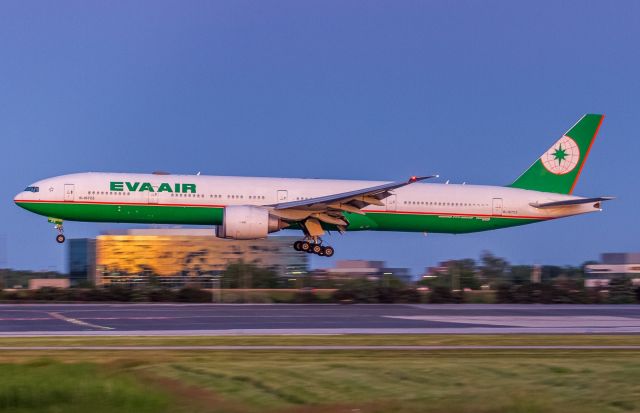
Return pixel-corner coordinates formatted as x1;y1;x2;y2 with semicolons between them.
272;175;438;211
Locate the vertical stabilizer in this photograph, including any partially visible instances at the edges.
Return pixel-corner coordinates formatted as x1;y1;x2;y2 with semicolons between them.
509;114;604;194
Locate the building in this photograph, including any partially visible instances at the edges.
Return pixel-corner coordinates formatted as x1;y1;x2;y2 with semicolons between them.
68;238;96;286
318;260;412;283
585;253;640;287
28;278;70;290
68;229;308;286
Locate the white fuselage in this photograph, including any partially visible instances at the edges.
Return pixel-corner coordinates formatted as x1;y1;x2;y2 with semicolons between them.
14;172;602;234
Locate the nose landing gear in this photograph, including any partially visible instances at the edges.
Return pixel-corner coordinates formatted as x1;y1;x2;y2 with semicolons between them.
48;218;65;243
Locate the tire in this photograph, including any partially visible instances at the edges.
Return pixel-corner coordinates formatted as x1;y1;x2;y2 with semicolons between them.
300;241;311;252
56;234;66;244
312;244;323;254
293;241;302;251
323;246;335;257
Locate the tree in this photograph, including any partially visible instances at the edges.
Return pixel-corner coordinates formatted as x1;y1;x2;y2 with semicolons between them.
176;287;211;302
222;262;280;289
510;265;532;284
450;259;481;290
331;279;378;303
418;259;480;290
495;282;515;303
428;285;463;303
607;277;637;304
479;251;510;287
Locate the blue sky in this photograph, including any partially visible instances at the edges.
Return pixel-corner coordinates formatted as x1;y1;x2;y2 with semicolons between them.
2;1;639;274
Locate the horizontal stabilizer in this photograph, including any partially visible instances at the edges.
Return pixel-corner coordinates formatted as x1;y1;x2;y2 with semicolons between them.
530;197;614;209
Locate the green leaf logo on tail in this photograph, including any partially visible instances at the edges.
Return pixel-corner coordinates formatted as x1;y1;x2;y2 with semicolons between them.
509;114;604;194
541;135;580;175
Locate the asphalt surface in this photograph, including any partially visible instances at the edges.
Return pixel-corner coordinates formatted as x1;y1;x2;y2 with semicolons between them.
1;304;640;336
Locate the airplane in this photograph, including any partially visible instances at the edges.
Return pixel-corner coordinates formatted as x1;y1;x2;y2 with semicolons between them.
14;114;612;257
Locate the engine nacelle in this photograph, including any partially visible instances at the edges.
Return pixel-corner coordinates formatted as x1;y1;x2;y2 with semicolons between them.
216;205;286;240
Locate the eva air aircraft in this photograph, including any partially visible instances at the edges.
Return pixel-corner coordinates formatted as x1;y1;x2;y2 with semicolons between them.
15;114;611;257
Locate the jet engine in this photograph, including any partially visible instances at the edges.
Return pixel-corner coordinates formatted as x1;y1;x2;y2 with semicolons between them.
215;205;287;240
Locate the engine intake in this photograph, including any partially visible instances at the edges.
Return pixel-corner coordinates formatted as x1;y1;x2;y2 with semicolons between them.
216;205;287;240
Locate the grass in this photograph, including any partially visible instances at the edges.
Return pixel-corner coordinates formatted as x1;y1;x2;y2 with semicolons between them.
0;335;639;412
150;351;640;413
0;360;172;413
0;334;640;347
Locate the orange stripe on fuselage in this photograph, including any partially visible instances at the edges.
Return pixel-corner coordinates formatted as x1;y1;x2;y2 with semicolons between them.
569;114;605;194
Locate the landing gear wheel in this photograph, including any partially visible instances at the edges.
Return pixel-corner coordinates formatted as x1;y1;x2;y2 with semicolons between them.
323;246;335;257
52;221;65;244
312;244;323;254
293;241;303;251
300;241;312;252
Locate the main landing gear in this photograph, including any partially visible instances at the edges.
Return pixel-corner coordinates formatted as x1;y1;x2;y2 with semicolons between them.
293;239;335;257
294;218;335;257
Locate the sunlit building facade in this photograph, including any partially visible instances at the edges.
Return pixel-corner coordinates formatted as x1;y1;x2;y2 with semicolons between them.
69;229;308;286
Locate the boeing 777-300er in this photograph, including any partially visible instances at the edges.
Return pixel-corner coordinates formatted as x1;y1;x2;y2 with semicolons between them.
15;114;612;257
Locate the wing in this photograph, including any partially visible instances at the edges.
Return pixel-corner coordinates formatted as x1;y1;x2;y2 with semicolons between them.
530;196;614;209
269;175;438;230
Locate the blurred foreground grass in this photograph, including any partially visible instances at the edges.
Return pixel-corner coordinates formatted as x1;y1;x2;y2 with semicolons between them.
0;360;172;413
0;335;639;413
1;334;640;347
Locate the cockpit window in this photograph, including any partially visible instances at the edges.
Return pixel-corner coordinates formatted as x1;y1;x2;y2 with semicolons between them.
24;186;39;193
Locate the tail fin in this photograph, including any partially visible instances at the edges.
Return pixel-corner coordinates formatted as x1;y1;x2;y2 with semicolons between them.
509;114;604;194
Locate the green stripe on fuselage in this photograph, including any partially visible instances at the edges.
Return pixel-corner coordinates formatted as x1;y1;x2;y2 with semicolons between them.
15;202;541;234
16;202;223;225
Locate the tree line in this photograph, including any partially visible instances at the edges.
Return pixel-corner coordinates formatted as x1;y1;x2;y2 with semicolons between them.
2;252;639;303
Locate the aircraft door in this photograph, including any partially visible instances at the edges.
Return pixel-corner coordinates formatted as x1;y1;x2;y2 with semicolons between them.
148;192;159;204
277;190;288;202
492;198;503;216
386;194;397;211
64;184;75;202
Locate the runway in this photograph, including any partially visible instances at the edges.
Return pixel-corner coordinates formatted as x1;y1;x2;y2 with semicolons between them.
1;304;640;336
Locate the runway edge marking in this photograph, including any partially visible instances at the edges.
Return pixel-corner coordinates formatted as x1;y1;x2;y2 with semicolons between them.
48;312;115;331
